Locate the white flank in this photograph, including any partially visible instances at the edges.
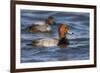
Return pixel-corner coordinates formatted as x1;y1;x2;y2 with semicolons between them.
36;38;58;47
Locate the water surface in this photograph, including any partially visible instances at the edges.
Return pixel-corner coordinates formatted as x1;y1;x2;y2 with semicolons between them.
21;10;90;63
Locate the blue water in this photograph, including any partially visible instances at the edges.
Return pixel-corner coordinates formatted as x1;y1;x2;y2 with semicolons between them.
21;10;90;63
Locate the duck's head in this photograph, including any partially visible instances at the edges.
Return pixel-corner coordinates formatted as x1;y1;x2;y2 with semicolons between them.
58;24;70;48
58;24;69;38
46;16;55;25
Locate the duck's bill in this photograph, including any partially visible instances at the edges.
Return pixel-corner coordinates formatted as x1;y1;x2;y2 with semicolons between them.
68;31;74;35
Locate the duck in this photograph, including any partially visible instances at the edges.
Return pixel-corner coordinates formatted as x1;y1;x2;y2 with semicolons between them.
28;16;56;33
32;23;71;48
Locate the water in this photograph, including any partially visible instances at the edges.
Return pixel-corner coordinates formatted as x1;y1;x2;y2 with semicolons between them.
21;10;90;63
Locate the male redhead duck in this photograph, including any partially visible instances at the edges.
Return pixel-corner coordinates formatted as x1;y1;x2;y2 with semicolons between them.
32;23;71;48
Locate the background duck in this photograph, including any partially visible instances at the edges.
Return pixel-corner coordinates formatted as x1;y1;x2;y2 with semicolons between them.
32;23;70;48
28;16;56;33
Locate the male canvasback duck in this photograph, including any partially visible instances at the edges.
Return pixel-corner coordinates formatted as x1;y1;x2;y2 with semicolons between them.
28;16;56;33
32;24;70;48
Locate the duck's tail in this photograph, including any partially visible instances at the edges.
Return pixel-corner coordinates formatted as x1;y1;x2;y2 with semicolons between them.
26;40;39;46
32;40;39;46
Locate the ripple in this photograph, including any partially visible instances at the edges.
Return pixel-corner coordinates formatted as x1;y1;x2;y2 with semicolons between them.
21;10;90;63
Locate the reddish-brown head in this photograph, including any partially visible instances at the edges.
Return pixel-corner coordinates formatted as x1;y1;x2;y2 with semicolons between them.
46;16;55;25
58;24;69;38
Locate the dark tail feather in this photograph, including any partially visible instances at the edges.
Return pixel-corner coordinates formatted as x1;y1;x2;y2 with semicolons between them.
26;40;38;46
32;41;38;46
